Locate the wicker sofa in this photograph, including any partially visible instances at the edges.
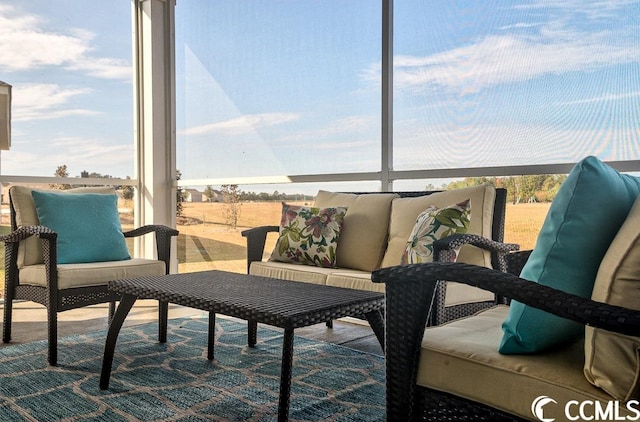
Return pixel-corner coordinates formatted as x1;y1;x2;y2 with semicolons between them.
243;185;516;325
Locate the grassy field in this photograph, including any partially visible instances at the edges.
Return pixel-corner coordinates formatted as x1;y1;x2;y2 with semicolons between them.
176;201;307;274
503;202;549;250
176;200;551;274
0;200;550;296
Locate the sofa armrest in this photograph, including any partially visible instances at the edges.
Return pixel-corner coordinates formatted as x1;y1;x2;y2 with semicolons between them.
241;225;279;273
432;235;521;307
124;225;179;274
503;249;532;276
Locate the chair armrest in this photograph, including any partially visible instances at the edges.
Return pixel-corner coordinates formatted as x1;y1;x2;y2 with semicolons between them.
372;261;640;422
241;225;279;273
373;261;640;336
0;225;59;292
124;225;179;274
433;234;519;272
0;225;57;244
0;225;58;269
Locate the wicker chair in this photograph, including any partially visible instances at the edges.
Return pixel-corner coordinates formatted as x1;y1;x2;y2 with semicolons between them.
1;186;179;365
372;252;640;421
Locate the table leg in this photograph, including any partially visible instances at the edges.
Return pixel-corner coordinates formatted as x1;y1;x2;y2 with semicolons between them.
208;311;215;360
248;319;257;347
364;309;385;352
158;301;168;343
100;294;137;390
278;328;295;422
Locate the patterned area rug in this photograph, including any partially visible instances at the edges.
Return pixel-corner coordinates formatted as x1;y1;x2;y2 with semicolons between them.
0;316;385;421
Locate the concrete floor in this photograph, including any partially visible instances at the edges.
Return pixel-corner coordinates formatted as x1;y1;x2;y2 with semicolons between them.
0;299;383;356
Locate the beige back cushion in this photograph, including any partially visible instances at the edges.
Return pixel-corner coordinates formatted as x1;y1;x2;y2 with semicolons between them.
380;185;496;268
10;185;117;268
314;191;397;272
584;196;640;401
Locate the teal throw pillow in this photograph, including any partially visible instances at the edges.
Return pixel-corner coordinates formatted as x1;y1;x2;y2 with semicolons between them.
31;191;131;265
500;156;640;354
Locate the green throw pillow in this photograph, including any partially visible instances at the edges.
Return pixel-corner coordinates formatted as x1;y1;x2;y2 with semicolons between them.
31;191;131;265
500;156;640;354
401;199;471;264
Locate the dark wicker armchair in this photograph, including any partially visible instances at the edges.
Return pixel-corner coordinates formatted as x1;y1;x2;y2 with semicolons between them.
2;186;179;365
372;253;640;421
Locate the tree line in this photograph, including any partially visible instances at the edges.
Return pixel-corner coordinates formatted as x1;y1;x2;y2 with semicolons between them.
440;174;567;204
52;164;565;223
203;174;567;206
200;185;314;203
52;165;135;199
199;175;567;205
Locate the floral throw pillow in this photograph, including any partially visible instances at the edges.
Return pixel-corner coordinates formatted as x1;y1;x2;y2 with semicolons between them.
401;199;471;265
269;203;348;268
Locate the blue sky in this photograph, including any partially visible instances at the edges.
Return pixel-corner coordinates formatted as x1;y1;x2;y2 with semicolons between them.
0;1;134;178
177;0;640;184
1;1;639;191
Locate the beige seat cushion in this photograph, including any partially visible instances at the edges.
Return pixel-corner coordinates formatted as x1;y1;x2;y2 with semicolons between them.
254;265;491;306
314;191;397;272
441;282;494;307
249;261;334;285
418;306;626;422
19;258;165;290
10;185;117;268
325;272;492;306
325;271;382;292
585;196;640;401
381;185;496;269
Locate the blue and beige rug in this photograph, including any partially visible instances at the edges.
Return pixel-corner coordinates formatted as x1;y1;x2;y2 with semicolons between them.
0;316;385;421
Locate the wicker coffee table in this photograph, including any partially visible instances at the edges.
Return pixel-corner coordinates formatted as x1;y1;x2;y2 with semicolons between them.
99;270;385;421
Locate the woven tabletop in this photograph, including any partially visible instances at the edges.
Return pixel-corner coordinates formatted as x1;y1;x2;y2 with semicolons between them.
108;270;385;330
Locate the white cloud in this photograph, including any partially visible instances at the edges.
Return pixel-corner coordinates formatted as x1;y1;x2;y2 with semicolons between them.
0;5;130;80
183;113;300;136
2;136;134;177
306;139;373;151
499;22;543;30
67;58;132;80
364;3;639;96
274;115;377;146
514;0;638;21
391;33;634;95
557;91;640;106
50;137;133;158
328;116;375;133
11;84;99;122
393;118;640;169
